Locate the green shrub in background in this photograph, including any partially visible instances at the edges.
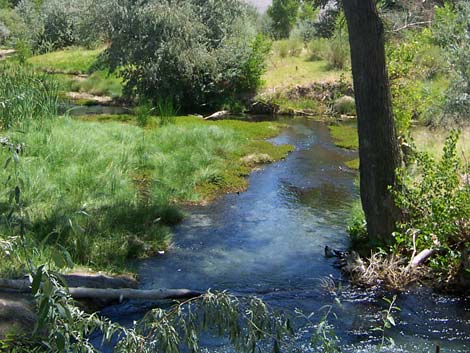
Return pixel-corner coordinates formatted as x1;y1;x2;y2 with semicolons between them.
324;35;349;70
387;29;447;133
393;131;470;282
0;8;27;46
105;0;270;113
0;63;58;129
14;0;111;52
277;37;302;58
432;1;470;126
307;38;328;61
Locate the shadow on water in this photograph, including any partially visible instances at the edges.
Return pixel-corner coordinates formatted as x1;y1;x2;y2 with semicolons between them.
99;118;470;352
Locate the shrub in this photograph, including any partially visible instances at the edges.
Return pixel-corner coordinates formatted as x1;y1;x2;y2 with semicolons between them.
307;38;328;61
324;35;349;70
0;8;27;45
277;37;302;58
14;0;110;52
432;1;470;126
333;95;355;115
393;131;470;282
105;0;270;113
0;63;58;129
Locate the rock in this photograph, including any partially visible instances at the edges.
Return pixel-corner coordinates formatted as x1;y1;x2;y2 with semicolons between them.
333;96;356;115
240;153;273;167
0;292;35;339
65;92;113;105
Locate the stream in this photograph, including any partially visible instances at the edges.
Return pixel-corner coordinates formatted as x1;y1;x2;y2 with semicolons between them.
99;118;469;352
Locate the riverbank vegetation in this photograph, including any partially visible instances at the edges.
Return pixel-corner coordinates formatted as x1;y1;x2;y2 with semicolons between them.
0;0;469;351
0;66;292;277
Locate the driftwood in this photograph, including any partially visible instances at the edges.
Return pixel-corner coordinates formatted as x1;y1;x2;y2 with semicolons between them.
0;278;202;301
204;110;230;120
410;249;436;268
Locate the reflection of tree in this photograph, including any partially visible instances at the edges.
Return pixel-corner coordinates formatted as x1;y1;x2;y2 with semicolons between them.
282;181;353;211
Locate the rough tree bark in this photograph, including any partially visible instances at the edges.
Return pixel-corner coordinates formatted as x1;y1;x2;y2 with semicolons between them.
342;0;401;244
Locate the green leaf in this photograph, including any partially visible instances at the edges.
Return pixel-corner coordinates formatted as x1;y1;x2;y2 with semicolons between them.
4;157;11;170
31;266;44;295
14;186;20;204
52;250;66;269
55;332;66;351
387;315;396;326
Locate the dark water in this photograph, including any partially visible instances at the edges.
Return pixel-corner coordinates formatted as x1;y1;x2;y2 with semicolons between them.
101;118;469;352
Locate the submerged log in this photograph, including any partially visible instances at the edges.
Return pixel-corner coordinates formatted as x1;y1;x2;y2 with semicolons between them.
0;278;202;301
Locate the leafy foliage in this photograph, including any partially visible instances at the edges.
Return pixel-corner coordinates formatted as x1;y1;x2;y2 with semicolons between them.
267;0;300;39
0;8;27;45
432;1;470;125
393;131;470;281
104;0;270;112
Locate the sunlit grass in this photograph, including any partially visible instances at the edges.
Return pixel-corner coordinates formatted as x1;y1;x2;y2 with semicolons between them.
28;47;104;74
412;125;470;160
262;41;350;90
0;116;292;275
329;122;358;150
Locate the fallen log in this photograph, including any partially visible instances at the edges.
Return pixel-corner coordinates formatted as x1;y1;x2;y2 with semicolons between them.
410;249;436;268
69;288;202;300
204;110;230;120
0;278;202;301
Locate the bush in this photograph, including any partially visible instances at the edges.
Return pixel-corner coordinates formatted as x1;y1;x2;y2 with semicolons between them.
432;1;470;126
307;38;328;61
14;0;110;52
393;131;470;282
0;63;58;129
105;0;270;113
0;8;27;45
324;36;349;70
277;37;302;58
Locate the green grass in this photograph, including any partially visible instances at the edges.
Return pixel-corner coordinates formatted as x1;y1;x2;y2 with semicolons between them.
69;71;123;98
412;125;470;160
0;62;59;129
329;122;359;150
28;47;104;74
263;41;350;90
271;97;324;114
0;116;292;276
28;47;123;99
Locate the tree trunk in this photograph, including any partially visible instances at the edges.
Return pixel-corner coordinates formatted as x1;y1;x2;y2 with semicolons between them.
342;0;401;244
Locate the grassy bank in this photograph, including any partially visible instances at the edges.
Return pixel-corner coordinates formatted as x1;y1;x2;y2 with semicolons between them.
28;47;123;100
259;41;351;115
262;41;349;90
0;116;293;276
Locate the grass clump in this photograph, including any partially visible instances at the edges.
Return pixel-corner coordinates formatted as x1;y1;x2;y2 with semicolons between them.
328;123;358;150
0;63;59;129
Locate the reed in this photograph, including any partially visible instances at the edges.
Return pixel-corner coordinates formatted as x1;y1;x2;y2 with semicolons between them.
0;63;59;129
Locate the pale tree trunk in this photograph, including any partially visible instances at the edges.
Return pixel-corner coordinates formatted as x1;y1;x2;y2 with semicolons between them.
342;0;401;244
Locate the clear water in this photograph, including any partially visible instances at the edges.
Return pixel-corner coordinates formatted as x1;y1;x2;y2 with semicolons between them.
100;118;470;352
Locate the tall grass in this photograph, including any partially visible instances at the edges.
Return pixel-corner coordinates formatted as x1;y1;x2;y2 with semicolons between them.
156;97;179;126
0;116;290;274
0;63;59;129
